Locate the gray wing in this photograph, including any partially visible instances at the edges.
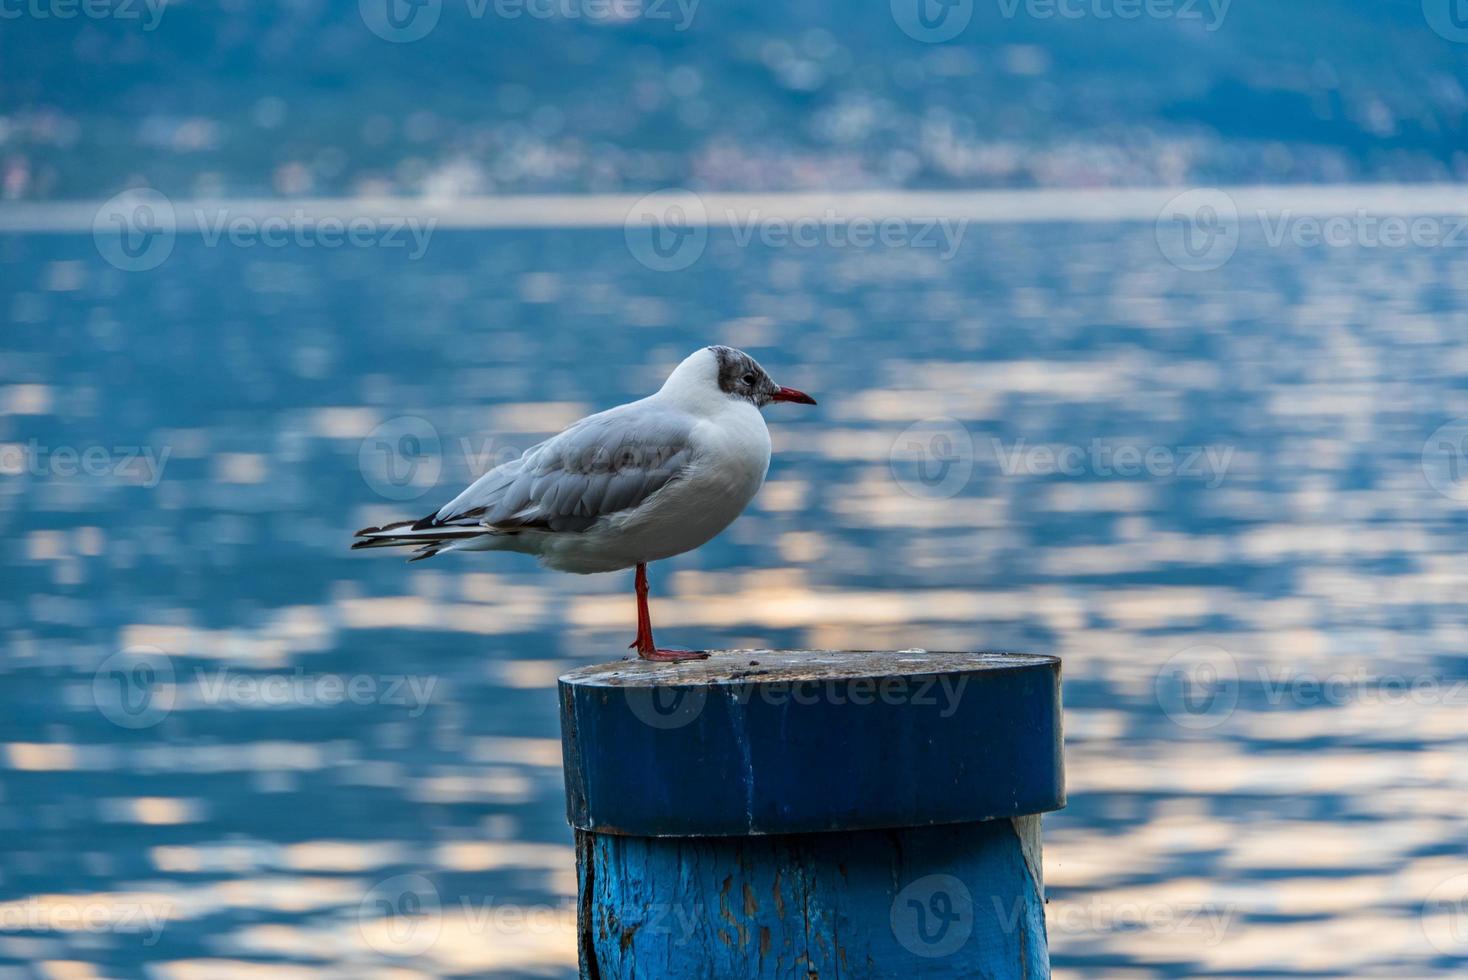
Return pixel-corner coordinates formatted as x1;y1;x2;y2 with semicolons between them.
426;402;697;533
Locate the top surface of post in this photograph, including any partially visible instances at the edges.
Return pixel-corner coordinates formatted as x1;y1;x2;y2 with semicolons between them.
559;650;1064;838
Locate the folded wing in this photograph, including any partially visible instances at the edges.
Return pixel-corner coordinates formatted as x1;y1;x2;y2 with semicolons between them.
423;403;697;534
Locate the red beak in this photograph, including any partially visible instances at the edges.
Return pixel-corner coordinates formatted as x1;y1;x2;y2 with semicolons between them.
771;386;817;406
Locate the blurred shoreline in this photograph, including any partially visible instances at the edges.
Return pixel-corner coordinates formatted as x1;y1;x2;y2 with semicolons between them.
5;182;1468;231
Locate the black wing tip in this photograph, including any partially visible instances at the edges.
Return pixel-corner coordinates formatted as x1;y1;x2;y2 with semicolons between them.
355;518;422;538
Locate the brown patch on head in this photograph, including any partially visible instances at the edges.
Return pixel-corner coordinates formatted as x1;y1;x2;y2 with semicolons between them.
707;345;777;405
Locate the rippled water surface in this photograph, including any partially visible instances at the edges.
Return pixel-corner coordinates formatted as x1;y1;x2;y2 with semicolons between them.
3;218;1466;977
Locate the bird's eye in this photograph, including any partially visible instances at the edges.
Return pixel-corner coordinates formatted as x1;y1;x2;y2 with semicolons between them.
742;373;757;385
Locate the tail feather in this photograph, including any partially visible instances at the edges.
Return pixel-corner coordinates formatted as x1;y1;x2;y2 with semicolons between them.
354;519;416;536
350;537;421;551
352;514;490;562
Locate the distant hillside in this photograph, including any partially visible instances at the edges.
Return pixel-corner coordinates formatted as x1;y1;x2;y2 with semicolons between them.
2;0;1465;198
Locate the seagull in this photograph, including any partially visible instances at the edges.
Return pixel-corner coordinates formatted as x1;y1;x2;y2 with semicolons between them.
352;346;816;661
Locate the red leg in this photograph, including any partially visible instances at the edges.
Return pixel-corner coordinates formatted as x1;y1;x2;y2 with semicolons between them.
629;562;707;662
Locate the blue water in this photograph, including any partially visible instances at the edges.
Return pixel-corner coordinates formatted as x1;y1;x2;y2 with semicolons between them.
5;1;1468;977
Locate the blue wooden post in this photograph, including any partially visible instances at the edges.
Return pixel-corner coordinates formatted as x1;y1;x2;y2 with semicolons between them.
558;651;1064;978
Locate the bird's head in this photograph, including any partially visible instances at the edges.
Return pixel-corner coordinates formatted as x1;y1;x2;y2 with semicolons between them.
661;346;816;411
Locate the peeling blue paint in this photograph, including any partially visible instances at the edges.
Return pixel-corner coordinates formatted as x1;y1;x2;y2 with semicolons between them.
577;819;1049;978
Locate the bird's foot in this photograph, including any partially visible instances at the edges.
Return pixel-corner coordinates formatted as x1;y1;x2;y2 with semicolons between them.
629;642;709;663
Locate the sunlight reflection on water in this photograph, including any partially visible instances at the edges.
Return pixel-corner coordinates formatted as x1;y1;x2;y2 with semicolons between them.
2;219;1466;976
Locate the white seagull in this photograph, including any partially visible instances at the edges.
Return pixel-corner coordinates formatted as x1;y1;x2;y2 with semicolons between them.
352;346;816;661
